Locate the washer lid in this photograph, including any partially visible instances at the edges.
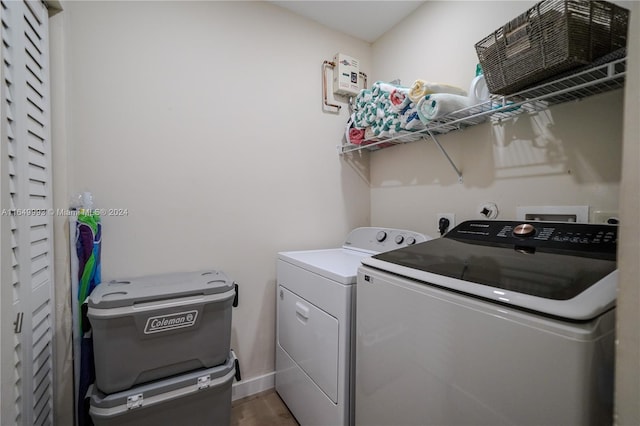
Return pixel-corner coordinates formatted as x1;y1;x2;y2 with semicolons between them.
363;220;618;320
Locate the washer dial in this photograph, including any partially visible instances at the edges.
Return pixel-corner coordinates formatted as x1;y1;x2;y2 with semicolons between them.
513;223;536;237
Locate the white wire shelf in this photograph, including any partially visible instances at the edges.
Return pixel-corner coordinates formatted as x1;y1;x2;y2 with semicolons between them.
338;57;627;158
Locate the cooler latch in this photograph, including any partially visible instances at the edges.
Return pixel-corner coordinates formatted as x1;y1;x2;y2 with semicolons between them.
197;374;212;389
127;394;143;410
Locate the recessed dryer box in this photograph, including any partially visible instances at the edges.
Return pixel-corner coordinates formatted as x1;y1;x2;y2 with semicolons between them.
88;269;236;394
89;351;237;426
516;205;589;223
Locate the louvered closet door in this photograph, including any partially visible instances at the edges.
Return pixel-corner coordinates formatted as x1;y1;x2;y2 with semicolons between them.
1;1;54;425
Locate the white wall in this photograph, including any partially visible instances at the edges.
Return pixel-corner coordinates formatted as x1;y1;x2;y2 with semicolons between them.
52;1;371;421
370;1;624;237
616;0;639;422
49;6;75;425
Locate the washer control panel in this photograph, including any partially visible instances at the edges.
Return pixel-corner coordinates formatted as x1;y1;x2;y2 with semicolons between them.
343;227;430;252
449;220;617;257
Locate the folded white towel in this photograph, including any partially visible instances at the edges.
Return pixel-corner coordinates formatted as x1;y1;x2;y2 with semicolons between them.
416;94;474;123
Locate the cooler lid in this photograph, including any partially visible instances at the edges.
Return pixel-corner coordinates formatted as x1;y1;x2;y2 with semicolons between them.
88;269;233;309
90;350;237;410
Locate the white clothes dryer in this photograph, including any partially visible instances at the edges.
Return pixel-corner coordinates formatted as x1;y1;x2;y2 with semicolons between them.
275;227;428;426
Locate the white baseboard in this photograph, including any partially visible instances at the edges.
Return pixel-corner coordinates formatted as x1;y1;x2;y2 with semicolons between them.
232;371;275;401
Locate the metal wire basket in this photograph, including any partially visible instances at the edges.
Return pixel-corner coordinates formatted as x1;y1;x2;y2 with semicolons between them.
475;0;628;95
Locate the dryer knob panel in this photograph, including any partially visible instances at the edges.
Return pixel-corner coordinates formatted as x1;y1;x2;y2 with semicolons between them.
342;227;430;252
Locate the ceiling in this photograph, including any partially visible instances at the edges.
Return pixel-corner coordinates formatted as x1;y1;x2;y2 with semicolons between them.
269;1;426;43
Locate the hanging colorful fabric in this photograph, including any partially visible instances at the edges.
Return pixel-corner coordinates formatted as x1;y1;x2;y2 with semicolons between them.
77;210;102;308
75;209;101;426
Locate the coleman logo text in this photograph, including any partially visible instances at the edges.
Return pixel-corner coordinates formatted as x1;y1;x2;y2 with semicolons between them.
144;310;198;334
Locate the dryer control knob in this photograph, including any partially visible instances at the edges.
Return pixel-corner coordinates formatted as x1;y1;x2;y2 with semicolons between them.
513;223;536;237
376;231;387;242
395;235;404;244
406;236;416;245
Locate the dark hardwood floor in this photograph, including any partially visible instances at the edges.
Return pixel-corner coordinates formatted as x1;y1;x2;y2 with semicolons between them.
231;389;298;426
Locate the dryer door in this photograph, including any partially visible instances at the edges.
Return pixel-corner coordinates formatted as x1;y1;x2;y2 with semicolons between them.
278;286;339;403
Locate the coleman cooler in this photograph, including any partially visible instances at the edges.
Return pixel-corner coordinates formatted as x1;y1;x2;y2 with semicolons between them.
89;350;238;426
88;269;237;394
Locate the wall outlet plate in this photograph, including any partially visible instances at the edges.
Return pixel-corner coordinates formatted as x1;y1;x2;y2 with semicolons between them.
437;213;455;235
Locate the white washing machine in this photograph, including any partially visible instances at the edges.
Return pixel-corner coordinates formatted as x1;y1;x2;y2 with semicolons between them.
276;227;429;426
356;220;618;426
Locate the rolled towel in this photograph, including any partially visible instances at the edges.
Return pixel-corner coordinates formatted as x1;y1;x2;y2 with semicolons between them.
402;110;425;131
364;127;378;141
371;81;401;97
353;110;371;128
355;89;373;107
349;127;366;145
364;127;395;148
416;93;474;123
389;88;411;112
408;80;467;103
354;101;378;128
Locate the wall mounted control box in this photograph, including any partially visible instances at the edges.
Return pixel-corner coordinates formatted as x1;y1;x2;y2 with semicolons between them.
333;53;360;97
